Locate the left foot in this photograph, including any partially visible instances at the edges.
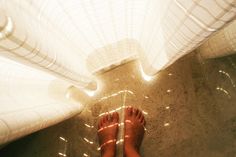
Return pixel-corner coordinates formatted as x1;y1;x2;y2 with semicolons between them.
124;107;145;157
98;112;119;157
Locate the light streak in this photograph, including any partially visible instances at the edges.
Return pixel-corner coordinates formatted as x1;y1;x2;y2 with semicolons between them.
58;153;67;157
164;123;170;127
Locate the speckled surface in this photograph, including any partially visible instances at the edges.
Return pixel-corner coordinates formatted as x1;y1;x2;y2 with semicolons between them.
1;52;236;157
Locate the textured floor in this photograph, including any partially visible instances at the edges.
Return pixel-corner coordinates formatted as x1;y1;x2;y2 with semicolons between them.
1;52;236;157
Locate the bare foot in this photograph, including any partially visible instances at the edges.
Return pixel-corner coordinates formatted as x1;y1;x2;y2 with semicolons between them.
98;112;119;157
124;107;145;157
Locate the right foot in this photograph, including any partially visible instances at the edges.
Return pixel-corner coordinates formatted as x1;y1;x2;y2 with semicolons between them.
98;112;119;157
124;107;145;157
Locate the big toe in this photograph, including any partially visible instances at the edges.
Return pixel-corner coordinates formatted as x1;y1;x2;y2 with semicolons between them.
133;108;139;116
125;106;133;117
137;109;142;118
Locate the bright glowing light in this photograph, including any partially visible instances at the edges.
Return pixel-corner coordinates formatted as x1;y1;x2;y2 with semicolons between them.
83;153;89;157
65;92;70;99
142;110;148;115
98;123;119;132
97;139;116;150
83;137;94;145
118;122;124;126
125;120;134;125
219;69;236;87
164;123;170;127
84;89;96;97
0;16;13;39
99;106;148;120
165;106;170;109
84;123;94;128
166;89;172;93
216;86;231;98
140;64;154;81
83;138;89;142
6;17;13;32
98;105;148;117
111;93;118;97
116;139;124;144
127;90;134;94
58;153;67;157
83;80;103;97
59;136;68;142
125;120;147;131
98;90;134;102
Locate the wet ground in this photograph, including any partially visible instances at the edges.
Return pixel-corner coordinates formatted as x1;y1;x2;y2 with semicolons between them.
1;52;236;157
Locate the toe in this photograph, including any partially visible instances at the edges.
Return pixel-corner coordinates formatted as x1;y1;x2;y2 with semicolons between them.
112;112;119;122
102;115;107;124
105;113;109;123
126;106;132;116
109;113;113;122
137;109;142;118
133;108;139;116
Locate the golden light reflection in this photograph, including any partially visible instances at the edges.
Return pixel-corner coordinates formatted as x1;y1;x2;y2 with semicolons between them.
58;152;67;157
0;16;13;39
83;153;89;157
59;136;68;142
98;106;126;117
168;73;173;76
84;123;94;128
144;126;147;131
164;122;170;127
97;138;126;150
98;90;134;102
84;89;96;97
98;121;147;131
98;123;119;132
216;86;231;98
142;110;148;115
219;70;236;87
97;139;116;150
82;79;103;97
140;64;155;82
125;120;147;131
166;89;172;93
116;138;124;144
124;135;130;138
83;137;94;144
165;106;170;109
125;120;134;125
118;122;124;126
98;106;148;117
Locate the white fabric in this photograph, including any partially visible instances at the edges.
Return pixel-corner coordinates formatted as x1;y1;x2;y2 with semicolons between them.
0;0;235;77
197;20;236;58
0;56;83;145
